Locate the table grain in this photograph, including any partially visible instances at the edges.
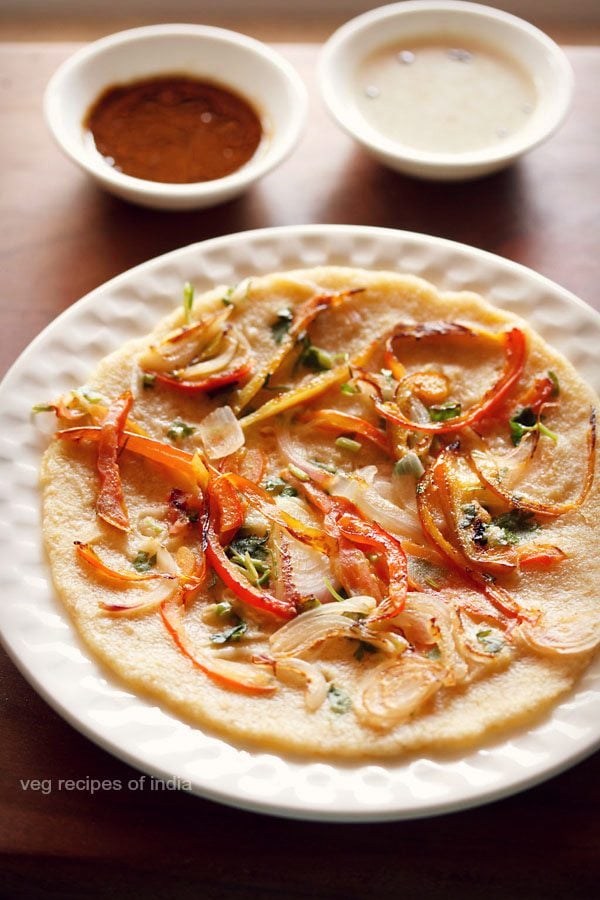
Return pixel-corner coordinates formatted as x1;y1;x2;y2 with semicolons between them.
1;42;599;900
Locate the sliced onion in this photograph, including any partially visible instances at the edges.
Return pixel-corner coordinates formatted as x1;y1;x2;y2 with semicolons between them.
139;308;232;372
393;592;468;685
270;595;376;657
355;653;443;729
470;408;596;517
274;657;329;711
518;613;600;657
175;332;239;381
456;608;511;663
198;405;245;460
276;425;335;486
275;497;335;602
330;474;423;542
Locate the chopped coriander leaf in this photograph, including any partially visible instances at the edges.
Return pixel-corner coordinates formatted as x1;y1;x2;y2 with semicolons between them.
221;286;235;307
548;370;560;397
298;336;334;371
354;640;378;661
476;628;505;654
270;308;294;344
324;578;347;603
510;407;558;445
132;551;157;573
327;683;352;714
167;420;196;441
340;382;359;396
429;402;462;422
228;533;269;561
32;403;54;413
426;644;442;660
211;621;248;645
262;475;298;497
491;509;539;544
182;282;194;322
335;436;362;454
509;406;537;444
142;373;156;389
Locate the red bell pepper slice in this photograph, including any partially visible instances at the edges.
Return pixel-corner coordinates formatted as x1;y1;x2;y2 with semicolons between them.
96;392;133;531
209;476;246;544
204;494;297;621
152;361;253;394
372;325;527;434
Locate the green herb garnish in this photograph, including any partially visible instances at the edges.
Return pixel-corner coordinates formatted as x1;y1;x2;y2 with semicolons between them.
227;534;271;587
214;600;234;618
312;459;338;474
510;407;558;445
429;402;462;422
426;644;442;660
32;403;54;413
183;282;194;322
298;335;334;371
393;451;425;478
324;578;347;603
327;683;352;714
142;373;156;389
340;382;359;396
211;621;248;645
221;286;235;307
167;420;196;442
335;436;362;454
548;370;560;397
491;509;539;544
288;464;310;482
270;308;294;343
476;628;505;654
132;551;157;573
262;476;298;497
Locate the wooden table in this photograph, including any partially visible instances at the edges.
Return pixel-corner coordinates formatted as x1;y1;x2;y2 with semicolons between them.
1;42;599;900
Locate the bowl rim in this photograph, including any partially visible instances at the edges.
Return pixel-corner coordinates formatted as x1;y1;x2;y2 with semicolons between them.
319;0;574;170
44;23;308;200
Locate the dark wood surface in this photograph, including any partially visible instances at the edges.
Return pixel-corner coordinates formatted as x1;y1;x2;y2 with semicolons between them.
1;42;599;900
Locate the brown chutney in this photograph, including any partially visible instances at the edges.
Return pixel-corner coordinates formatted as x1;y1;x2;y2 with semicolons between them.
85;75;264;183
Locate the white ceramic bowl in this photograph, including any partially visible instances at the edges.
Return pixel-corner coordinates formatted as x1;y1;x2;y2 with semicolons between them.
319;1;574;181
44;24;307;210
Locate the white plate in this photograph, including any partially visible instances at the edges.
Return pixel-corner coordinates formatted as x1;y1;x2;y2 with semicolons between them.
1;225;598;822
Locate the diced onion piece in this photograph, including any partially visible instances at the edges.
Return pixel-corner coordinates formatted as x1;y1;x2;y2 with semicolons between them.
269;595;376;657
355;654;443;729
518;614;600;657
274;658;329;711
198;405;245;460
331;474;423;542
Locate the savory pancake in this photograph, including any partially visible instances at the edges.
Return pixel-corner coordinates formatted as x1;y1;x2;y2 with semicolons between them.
38;267;599;757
